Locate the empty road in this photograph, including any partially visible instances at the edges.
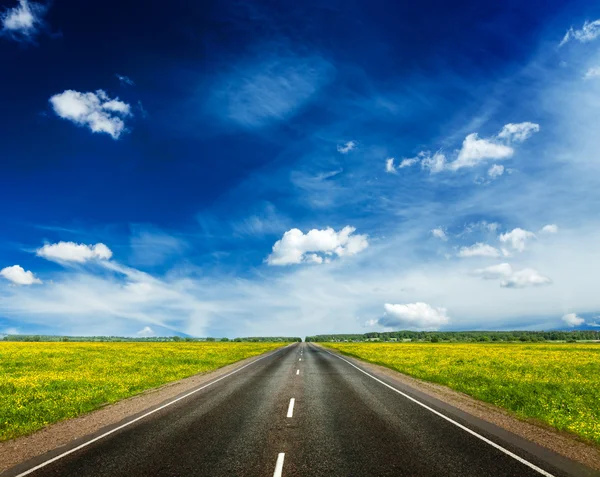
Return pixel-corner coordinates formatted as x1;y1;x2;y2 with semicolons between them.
4;343;597;477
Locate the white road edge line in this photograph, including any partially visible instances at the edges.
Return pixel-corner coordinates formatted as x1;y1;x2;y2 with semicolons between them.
273;452;285;477
12;347;289;477
296;369;300;375
287;398;295;418
321;348;555;477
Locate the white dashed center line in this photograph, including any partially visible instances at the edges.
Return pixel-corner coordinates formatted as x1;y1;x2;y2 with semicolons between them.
296;369;299;375
287;398;295;418
273;453;285;477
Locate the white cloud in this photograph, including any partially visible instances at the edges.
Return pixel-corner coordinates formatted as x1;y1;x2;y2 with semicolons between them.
500;268;552;288
0;265;42;285
337;141;356;154
584;67;600;79
499;228;536;252
212;55;333;128
1;0;46;41
444;123;538;171
457;243;501;258
496;122;540;143
450;133;513;171
399;158;418;168
421;152;447;173
37;242;113;264
49;90;132;139
136;326;155;337
562;313;584;327
431;228;447;241
385;158;396;173
474;263;551;289
116;74;134;86
560;19;600;46
488;164;504;178
384;156;417;174
379;303;450;330
540;224;558;234
267;226;368;265
473;263;513;280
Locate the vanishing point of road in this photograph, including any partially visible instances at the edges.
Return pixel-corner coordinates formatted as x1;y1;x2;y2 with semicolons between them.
4;343;597;477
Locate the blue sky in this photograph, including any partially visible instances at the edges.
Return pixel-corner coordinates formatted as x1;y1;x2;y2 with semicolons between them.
2;0;600;337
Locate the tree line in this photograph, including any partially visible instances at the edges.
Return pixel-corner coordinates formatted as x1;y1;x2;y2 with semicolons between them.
305;330;600;343
1;335;302;343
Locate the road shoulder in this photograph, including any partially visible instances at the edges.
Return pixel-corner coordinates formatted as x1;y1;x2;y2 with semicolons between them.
315;344;600;473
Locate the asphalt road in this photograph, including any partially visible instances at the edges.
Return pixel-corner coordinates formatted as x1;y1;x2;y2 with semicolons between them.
5;343;598;477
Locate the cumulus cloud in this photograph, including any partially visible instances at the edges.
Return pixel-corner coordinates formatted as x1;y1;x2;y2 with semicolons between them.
562;313;584;327
116;74;134;86
560;19;600;46
431;228;447;241
457;243;501;258
136;326;155;337
0;265;42;285
499;228;536;252
540;224;558;234
1;0;46;42
378;303;450;330
337;141;356;154
496;122;540;143
267;226;368;265
473;263;551;289
500;268;552;288
421;152;447;173
36;242;113;264
49;90;132;139
440;122;539;171
450;134;514;171
488;164;504;179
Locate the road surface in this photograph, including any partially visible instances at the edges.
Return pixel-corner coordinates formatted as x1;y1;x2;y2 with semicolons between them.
4;343;597;477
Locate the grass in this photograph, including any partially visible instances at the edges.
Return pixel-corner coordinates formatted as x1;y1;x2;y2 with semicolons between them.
322;342;600;444
0;341;286;441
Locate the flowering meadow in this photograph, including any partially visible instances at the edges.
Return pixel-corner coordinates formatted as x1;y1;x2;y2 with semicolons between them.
0;341;285;441
323;342;600;444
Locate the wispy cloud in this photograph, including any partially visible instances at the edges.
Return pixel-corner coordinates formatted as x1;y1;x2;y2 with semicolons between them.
431;228;447;241
210;54;334;128
457;243;501;258
1;0;47;42
116;74;135;86
560;19;600;47
337;141;356;154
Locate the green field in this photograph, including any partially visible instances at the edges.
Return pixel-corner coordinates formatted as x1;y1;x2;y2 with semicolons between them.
323;342;600;444
0;341;286;441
